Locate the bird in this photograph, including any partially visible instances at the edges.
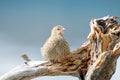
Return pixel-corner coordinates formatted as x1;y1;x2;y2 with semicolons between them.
41;25;70;62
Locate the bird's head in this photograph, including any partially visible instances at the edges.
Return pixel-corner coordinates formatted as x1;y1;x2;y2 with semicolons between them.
51;25;65;37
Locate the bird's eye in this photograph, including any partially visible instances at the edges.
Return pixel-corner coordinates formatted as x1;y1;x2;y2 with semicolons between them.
57;28;60;30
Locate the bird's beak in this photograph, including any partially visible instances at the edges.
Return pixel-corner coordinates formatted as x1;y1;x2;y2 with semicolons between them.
62;28;66;31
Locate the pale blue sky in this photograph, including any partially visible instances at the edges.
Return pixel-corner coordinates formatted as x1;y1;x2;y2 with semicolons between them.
0;0;120;80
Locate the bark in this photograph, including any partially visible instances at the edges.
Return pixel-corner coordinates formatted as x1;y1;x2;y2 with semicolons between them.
0;16;120;80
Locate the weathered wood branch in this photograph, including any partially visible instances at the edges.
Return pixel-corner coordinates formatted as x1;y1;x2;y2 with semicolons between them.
0;16;120;80
0;46;90;80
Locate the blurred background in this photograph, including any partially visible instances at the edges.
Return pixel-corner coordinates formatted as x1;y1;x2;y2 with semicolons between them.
0;0;120;80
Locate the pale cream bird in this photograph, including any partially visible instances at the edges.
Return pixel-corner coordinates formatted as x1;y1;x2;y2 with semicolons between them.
41;25;70;62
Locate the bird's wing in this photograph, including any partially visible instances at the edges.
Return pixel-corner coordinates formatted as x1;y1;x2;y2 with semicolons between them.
41;37;60;52
49;38;61;50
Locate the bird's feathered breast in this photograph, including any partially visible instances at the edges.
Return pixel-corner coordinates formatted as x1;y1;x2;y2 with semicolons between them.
41;35;70;56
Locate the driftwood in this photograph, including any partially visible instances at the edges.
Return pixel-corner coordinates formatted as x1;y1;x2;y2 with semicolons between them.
0;16;120;80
